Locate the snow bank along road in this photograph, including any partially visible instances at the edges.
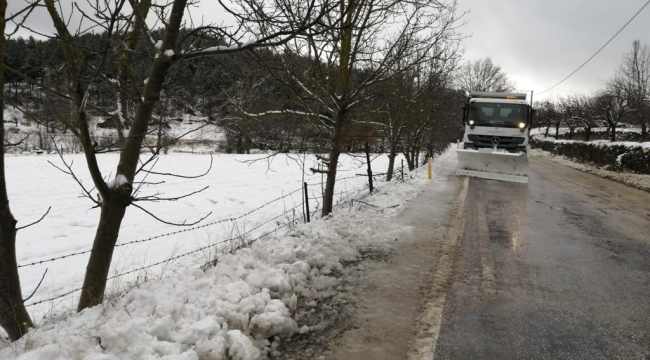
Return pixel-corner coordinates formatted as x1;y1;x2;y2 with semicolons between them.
423;155;650;359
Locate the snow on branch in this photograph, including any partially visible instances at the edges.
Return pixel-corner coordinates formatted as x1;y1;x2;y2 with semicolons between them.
243;109;334;127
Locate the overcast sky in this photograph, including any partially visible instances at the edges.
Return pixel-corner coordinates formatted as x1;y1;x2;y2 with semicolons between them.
7;0;650;101
457;0;650;101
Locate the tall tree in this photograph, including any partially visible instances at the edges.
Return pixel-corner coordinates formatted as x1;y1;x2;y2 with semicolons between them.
570;94;601;141
596;86;630;142
244;0;463;215
0;0;41;341
611;40;650;141
39;0;336;311
457;57;514;93
535;99;560;138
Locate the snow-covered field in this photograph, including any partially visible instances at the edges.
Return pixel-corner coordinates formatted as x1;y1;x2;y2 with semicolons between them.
1;148;449;359
6;151;406;327
4;107;225;154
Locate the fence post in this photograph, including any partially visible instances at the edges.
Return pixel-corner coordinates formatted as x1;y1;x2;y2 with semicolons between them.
401;159;404;181
428;156;433;180
303;182;310;223
365;142;374;193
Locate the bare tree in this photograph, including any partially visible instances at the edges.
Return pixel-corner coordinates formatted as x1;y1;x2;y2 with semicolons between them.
596;85;631;142
611;40;650;141
456;57;514;93
535;99;559;138
243;0;463;215
36;0;336;311
571;94;601;141
0;0;43;341
557;96;579;139
401;62;458;171
369;49;459;180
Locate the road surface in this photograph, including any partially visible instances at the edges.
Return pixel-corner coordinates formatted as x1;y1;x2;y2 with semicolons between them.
432;156;650;359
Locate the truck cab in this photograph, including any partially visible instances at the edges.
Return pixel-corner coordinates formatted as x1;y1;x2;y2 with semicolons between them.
462;92;533;154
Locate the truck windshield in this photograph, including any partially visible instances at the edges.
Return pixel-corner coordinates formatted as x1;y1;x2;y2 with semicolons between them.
469;103;529;128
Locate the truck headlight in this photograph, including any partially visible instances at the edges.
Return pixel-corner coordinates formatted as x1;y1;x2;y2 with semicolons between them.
468;120;475;126
518;122;526;132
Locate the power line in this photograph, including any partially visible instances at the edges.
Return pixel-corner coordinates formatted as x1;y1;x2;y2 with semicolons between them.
537;0;650;95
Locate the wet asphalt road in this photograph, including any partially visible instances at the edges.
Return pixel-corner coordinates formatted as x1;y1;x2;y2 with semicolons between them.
433;156;650;359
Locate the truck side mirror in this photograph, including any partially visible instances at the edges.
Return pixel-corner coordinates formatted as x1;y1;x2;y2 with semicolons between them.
530;109;537;126
462;104;469;124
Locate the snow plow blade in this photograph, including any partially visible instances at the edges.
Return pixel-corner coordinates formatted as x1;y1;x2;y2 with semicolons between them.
456;147;529;184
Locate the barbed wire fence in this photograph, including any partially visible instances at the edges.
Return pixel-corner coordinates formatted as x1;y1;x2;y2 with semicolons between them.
18;165;416;314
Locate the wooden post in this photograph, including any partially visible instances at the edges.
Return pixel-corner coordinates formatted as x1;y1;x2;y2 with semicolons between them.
428;156;433;179
304;182;310;223
365;142;374;193
401;159;404;181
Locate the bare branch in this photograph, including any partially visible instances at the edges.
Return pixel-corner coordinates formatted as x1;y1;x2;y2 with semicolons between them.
139;155;213;179
131;202;212;227
16;207;52;231
23;269;48;303
133;186;209;203
3;135;30;148
48;141;99;205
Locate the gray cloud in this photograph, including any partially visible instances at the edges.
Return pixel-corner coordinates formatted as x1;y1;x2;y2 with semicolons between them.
457;0;650;100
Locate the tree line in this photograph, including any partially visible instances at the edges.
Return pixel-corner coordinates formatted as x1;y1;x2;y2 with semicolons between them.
535;40;650;142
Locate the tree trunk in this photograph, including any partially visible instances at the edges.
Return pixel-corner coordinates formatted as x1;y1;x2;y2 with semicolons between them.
405;148;415;171
322;147;341;216
386;146;396;182
641;123;647;142
555;123;560;138
611;123;617;142
321;0;355;217
365;142;373;193
0;134;34;341
568;127;574;139
584;127;591;142
544;126;550;137
236;132;244;154
0;208;34;342
0;0;35;340
73;0;187;312
76;200;127;310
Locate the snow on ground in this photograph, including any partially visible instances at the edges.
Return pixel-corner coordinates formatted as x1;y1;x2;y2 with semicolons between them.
532;134;650;149
3;151;409;332
0;148;453;360
530;126;643;137
530;149;650;192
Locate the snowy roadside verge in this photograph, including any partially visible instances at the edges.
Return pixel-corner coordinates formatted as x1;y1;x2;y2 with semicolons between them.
530;149;650;192
530;135;650;175
1;149;452;360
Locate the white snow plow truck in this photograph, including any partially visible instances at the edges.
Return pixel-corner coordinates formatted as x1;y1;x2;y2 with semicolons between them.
456;92;533;183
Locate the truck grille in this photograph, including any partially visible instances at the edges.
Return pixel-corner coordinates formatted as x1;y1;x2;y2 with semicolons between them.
467;135;525;150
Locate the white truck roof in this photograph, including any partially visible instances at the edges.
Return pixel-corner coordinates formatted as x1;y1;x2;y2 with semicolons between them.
471;98;529;105
470;92;527;100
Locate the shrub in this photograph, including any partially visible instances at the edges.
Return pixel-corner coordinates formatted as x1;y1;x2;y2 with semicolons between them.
530;138;650;175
